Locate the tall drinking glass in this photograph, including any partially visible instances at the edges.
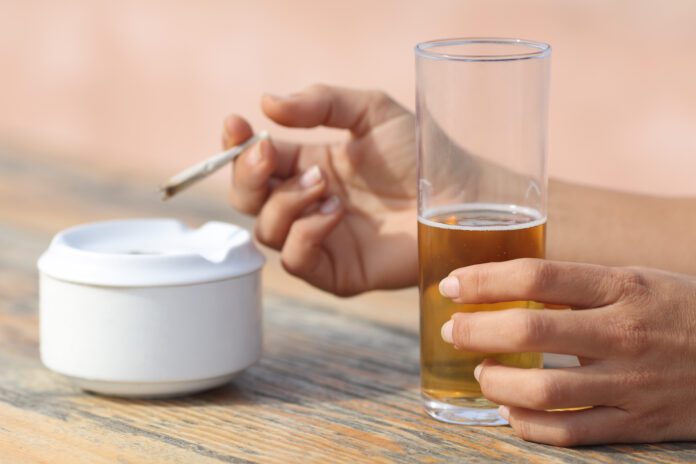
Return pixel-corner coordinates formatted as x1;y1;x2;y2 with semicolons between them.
416;38;551;425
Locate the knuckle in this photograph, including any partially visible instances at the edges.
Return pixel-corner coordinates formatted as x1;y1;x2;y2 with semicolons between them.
452;315;472;349
622;264;651;275
280;251;308;279
466;266;500;301
254;222;282;250
610;315;651;356
280;232;311;276
279;254;299;275
471;267;501;302
519;258;555;296
514;418;536;443
253;225;270;247
513;311;547;347
549;425;582;448
615;267;650;298
531;376;562;410
470;267;486;300
511;411;586;448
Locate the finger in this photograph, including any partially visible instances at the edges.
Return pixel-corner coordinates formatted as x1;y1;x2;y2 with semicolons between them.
222;114;253;149
267;138;302;178
475;360;620;410
223;112;300;180
229;138;278;215
442;308;611;358
439;258;625;308
262;84;406;136
280;196;344;292
501;405;632;447
223;114;274;215
254;165;328;250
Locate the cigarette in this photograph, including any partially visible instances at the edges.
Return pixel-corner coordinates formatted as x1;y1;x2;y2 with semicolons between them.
160;131;270;200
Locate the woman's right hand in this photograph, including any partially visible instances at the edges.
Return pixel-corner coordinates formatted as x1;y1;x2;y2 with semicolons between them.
223;85;418;296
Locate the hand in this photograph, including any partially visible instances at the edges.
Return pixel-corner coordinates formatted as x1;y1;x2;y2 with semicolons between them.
438;259;696;446
222;85;417;295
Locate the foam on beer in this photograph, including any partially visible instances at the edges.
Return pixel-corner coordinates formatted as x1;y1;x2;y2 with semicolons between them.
418;202;546;231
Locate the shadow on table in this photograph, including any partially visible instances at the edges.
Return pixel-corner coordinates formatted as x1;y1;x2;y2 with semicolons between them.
95;352;419;410
585;442;696;458
96;301;421;409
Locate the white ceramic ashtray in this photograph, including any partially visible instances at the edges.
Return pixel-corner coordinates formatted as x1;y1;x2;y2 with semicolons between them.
37;218;265;398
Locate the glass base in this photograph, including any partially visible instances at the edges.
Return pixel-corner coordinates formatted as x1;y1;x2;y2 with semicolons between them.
422;393;508;426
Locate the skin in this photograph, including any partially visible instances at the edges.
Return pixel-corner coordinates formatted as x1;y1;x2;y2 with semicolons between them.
439;259;696;446
224;85;418;295
547;181;696;275
223;84;696;446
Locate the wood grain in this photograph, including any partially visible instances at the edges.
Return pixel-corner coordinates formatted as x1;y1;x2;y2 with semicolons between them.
1;150;695;463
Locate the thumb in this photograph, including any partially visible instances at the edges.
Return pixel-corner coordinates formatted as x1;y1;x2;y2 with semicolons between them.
261;84;407;137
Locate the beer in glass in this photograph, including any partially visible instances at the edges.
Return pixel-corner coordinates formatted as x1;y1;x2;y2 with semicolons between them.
415;38;551;425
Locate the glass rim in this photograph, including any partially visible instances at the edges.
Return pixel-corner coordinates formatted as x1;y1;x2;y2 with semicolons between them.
415;37;551;62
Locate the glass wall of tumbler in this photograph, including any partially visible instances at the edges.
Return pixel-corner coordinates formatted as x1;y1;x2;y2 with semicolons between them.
416;38;551;425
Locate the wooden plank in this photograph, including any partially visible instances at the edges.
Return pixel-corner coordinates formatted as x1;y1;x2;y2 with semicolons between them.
0;402;224;464
1;150;696;462
1;285;695;462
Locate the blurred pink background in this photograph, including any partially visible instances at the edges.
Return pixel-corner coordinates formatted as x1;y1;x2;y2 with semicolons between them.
1;0;695;195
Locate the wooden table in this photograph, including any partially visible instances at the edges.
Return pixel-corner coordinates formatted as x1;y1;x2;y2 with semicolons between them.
1;150;694;463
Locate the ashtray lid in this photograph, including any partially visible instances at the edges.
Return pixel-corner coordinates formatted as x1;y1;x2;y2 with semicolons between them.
37;219;265;287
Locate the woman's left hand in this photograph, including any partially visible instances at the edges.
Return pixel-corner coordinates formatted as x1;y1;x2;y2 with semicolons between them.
438;258;696;446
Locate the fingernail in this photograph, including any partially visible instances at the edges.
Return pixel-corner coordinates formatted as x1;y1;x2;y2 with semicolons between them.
439;276;460;298
320;195;341;214
441;319;453;344
498;405;510;421
300;165;322;188
246;143;263;166
474;364;482;382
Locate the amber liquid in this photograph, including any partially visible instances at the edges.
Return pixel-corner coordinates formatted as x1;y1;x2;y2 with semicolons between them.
419;204;546;407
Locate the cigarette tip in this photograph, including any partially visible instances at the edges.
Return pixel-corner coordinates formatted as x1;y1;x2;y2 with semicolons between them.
159;186;173;201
